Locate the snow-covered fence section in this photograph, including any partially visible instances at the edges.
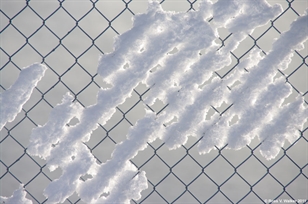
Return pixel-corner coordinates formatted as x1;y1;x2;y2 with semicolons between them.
0;63;47;131
26;0;307;203
0;184;32;204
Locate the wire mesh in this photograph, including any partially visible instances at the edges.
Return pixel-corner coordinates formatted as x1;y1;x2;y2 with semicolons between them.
0;0;307;203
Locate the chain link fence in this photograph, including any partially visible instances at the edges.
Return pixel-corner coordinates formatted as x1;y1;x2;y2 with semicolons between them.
1;0;307;203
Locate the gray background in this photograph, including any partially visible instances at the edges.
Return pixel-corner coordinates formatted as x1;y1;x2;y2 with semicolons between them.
0;0;307;203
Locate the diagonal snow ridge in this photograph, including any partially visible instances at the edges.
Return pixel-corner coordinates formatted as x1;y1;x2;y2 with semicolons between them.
0;63;47;203
0;63;47;131
26;0;308;203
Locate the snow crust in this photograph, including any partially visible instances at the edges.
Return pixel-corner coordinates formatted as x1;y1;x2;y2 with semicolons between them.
23;0;307;203
0;63;47;130
0;185;32;204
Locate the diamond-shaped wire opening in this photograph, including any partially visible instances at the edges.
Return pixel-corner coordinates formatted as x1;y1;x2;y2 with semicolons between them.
28;26;60;57
78;9;109;39
237;156;268;185
1;25;26;56
155;173;186;203
25;172;51;203
44;45;76;75
11;7;42;37
204;156;234;185
25;97;53;126
287;65;308;94
61;27;93;58
139;155;170;185
0;136;25;166
10;117;36;147
220;174;251;203
187;173;218;202
269;156;301;186
60;64;93;94
284;137;308;167
253;174;284;200
172;156;203;184
9;154;40;185
44;8;76;38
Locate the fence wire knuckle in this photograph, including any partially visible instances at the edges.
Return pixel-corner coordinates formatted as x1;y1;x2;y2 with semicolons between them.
1;0;307;203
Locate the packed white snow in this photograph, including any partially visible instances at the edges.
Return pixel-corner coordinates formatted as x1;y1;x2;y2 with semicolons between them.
22;0;308;203
0;63;47;130
0;185;32;204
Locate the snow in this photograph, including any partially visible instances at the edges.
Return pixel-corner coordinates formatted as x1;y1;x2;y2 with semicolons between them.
18;0;308;203
0;184;32;204
0;63;47;131
78;111;157;202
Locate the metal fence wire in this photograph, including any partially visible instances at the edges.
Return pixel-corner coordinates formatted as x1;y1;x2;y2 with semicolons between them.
0;0;307;203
